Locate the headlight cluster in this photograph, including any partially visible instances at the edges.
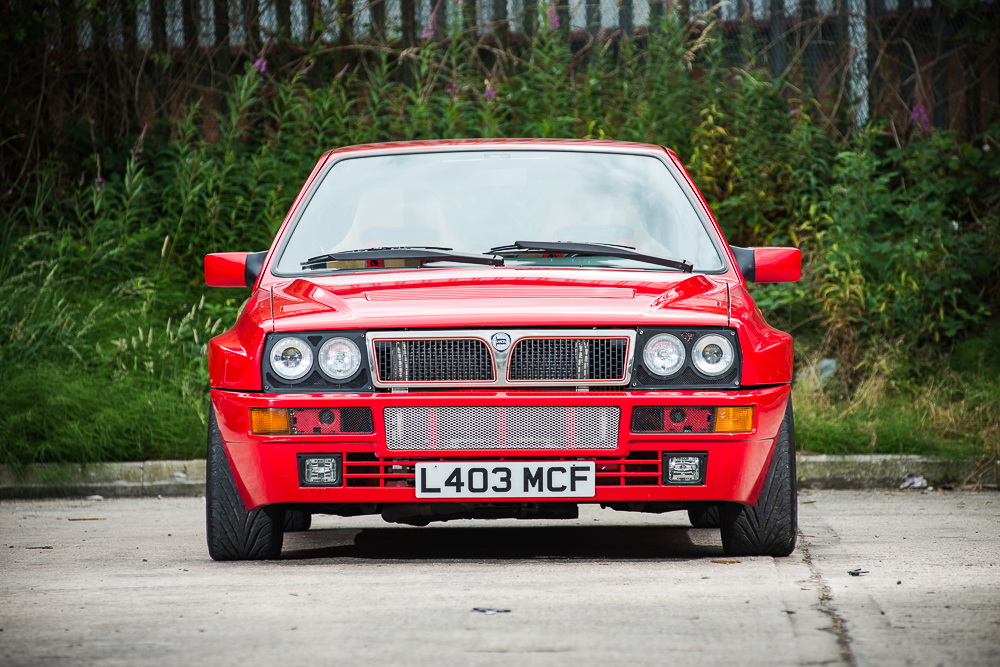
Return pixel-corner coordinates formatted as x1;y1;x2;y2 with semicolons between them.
266;334;364;384
638;328;739;385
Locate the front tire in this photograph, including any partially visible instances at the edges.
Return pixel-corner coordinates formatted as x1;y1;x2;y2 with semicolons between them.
719;399;797;557
206;410;284;561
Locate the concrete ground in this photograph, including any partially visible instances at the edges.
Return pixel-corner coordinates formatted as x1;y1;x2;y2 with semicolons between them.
1;490;997;666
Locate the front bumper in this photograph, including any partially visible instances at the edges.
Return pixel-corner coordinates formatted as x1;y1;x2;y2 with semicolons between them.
211;385;791;510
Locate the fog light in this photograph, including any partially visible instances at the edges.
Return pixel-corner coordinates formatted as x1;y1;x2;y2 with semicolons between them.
298;454;342;486
714;406;754;433
250;408;290;434
664;453;707;485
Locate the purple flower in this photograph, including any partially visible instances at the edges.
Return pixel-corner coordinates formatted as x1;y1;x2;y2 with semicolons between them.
484;82;497;102
253;58;267;74
95;176;104;193
132;124;148;163
424;0;442;40
911;102;930;132
446;83;460;102
546;2;560;31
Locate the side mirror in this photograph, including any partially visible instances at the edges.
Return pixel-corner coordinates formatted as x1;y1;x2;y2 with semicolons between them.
730;246;801;283
204;251;267;288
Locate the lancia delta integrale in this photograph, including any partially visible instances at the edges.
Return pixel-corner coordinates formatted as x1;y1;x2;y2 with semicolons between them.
203;139;802;560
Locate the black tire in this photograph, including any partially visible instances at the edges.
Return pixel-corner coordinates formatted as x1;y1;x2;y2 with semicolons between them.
206;410;284;561
687;504;721;528
283;510;312;532
719;398;797;557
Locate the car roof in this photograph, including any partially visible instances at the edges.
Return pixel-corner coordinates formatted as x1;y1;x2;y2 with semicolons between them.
323;138;671;159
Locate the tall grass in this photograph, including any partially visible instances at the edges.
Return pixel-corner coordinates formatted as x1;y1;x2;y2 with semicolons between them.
1;20;998;465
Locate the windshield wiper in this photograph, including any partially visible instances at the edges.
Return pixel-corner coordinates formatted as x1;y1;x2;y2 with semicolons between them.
302;246;504;269
489;241;693;272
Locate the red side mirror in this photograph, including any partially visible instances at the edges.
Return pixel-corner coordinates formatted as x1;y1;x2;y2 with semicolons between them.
730;246;802;283
205;252;251;287
753;247;801;283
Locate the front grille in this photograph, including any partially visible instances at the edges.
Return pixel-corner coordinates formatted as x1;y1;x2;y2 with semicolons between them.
383;406;620;450
342;451;660;488
508;338;629;381
374;339;494;383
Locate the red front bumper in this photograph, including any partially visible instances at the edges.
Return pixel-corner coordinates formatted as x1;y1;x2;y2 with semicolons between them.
211;385;791;510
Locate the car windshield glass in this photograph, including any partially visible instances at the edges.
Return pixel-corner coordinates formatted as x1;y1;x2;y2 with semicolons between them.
274;150;725;274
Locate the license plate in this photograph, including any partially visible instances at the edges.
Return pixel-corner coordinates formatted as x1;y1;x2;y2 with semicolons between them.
415;462;596;499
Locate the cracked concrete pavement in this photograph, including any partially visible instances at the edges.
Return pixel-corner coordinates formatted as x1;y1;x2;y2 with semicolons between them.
1;490;997;666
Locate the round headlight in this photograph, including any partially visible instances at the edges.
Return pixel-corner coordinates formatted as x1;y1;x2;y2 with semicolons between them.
269;336;313;380
692;334;735;376
318;337;361;380
643;334;686;377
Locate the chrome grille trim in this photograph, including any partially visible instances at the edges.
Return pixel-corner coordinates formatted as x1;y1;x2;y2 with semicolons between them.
384;406;621;450
367;329;636;388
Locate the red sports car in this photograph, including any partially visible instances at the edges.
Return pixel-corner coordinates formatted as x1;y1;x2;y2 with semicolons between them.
204;139;802;560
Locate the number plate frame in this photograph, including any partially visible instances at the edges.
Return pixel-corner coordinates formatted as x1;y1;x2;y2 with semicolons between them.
415;462;596;499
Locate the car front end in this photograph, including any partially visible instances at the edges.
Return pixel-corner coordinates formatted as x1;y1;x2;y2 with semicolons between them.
204;139;802;559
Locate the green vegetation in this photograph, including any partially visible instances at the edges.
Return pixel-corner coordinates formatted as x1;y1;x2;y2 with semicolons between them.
2;22;998;467
793;328;1000;460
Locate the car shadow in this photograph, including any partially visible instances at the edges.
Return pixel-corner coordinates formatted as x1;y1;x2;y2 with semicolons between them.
280;524;724;561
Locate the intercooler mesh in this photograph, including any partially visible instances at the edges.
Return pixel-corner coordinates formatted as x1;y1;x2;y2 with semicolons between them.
383;406;620;450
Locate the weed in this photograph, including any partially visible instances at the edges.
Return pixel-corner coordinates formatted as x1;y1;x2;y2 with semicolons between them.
1;24;998;464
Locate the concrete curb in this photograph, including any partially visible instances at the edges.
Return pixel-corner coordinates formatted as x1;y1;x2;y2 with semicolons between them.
0;460;206;499
796;454;985;490
1;455;992;499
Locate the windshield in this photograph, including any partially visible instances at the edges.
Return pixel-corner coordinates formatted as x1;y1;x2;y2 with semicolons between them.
274;150;725;274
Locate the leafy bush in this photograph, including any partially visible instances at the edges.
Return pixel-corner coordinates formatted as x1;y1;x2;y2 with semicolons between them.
1;22;998;464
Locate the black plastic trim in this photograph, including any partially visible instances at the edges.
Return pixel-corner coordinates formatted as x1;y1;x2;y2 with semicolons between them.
730;245;755;282
244;251;268;287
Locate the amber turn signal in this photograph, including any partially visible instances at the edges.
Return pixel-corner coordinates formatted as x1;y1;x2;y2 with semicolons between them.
713;406;754;433
250;408;291;434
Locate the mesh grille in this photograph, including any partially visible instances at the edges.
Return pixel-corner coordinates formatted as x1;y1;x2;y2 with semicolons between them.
374;339;493;383
633;365;739;388
631;407;715;433
384;406;620;450
508;338;628;381
289;407;373;434
265;369;370;392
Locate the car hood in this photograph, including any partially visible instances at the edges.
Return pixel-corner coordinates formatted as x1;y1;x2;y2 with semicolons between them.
268;267;731;332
